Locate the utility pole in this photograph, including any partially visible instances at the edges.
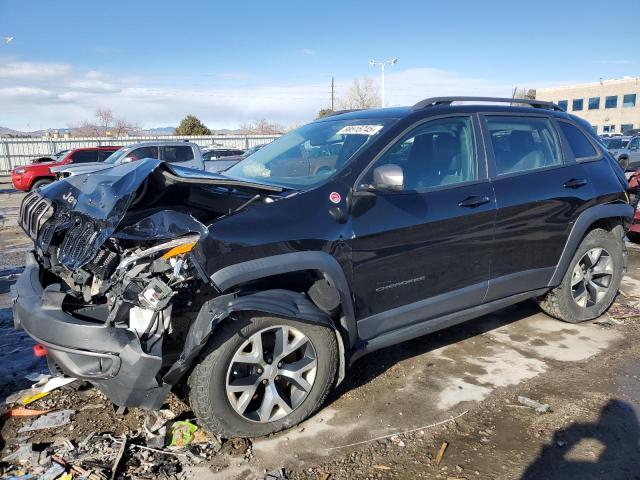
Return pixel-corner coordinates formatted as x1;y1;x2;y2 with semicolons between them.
369;58;398;108
331;77;335;111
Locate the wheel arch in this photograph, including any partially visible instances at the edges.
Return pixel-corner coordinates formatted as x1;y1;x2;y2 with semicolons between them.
549;202;633;287
163;252;355;386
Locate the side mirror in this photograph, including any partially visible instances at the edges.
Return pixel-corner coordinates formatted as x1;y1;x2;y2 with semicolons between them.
372;164;404;191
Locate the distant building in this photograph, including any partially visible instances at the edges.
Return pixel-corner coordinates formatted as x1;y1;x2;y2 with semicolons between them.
536;76;639;135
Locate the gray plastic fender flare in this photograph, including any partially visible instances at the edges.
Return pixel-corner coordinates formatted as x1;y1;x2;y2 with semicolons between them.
163;288;348;386
548;202;633;286
211;251;357;345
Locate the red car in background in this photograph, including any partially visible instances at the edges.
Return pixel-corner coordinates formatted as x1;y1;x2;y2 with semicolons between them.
11;146;121;191
627;169;640;243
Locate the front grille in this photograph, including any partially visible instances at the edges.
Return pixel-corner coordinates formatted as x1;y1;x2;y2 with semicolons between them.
37;210;71;251
85;248;119;279
19;191;53;240
59;218;99;268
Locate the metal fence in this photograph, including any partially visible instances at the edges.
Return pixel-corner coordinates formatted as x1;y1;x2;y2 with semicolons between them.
0;134;280;173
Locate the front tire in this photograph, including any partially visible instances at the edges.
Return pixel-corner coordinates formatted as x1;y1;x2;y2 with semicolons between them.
188;314;338;438
538;228;624;323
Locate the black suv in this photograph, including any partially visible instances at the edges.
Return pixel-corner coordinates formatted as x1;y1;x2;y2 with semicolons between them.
13;97;633;437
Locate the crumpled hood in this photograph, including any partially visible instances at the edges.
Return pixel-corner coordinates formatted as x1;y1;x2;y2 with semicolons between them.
29;158;284;270
42;158;164;222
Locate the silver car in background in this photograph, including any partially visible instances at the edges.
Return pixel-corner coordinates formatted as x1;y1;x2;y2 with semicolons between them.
52;141;205;178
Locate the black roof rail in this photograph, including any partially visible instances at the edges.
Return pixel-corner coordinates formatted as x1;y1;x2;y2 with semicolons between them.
411;96;564;112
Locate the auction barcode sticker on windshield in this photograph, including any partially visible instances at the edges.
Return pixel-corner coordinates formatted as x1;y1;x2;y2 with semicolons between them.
337;125;384;135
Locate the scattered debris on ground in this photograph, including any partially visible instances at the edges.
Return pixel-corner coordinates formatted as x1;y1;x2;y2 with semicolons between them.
517;396;551;414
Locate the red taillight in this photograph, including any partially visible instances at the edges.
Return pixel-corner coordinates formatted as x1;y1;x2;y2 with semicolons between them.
33;344;48;357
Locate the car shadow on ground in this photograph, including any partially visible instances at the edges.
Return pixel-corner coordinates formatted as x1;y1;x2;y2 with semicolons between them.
521;399;640;480
328;300;540;405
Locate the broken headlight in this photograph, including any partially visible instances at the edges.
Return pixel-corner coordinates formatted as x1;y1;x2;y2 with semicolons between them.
116;234;200;272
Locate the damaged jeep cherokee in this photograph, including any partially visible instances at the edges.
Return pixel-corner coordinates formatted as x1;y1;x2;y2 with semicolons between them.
13;97;634;437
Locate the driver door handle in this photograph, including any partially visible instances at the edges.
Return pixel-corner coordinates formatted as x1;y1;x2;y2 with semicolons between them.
563;178;588;189
458;195;491;208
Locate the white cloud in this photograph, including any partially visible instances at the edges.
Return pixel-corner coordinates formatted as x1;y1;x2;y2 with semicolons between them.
0;61;72;79
0;60;553;130
300;48;316;56
383;68;514;105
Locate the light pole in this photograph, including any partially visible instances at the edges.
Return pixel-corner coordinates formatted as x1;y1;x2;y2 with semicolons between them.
369;58;398;107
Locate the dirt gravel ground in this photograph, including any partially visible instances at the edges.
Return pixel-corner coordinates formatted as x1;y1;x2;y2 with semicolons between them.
1;184;640;479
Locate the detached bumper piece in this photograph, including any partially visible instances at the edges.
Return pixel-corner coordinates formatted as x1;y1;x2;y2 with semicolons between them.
13;252;170;409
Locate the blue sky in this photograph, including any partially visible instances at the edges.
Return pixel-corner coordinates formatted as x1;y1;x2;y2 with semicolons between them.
0;0;637;130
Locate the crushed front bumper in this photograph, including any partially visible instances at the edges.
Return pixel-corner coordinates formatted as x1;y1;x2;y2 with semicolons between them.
12;252;170;409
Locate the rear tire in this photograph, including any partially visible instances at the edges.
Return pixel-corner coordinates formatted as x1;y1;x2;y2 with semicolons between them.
188;313;338;438
538;228;624;323
30;178;53;190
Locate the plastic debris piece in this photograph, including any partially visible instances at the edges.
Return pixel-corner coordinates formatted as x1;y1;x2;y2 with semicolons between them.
518;395;551;413
20;391;50;406
144;409;176;434
1;444;38;465
169;420;199;447
33;344;48;357
39;462;66;480
18;409;76;433
41;376;77;393
3;406;52;418
265;468;287;480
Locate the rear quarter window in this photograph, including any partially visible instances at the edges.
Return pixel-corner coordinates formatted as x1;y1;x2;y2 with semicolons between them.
164;146;195;162
559;122;598;160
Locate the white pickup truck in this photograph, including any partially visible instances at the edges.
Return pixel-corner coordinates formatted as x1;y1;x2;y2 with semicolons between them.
51;141;238;178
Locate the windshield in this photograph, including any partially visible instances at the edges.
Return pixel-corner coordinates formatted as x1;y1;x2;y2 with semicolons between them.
53;150;70;160
607;138;629;149
225;118;396;188
104;146;131;164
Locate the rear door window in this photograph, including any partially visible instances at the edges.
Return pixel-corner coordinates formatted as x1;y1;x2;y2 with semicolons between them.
163;146;194;162
484;116;563;175
70;150;100;163
558;122;598;160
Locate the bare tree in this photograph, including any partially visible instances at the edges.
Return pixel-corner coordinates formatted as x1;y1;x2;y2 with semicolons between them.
239;118;284;135
339;77;381;110
113;118;139;136
513;88;537;100
95;109;114;133
71;109;138;137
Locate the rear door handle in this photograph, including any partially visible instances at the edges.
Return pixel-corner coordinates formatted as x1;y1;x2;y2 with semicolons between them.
458;195;491;208
563;178;588;189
